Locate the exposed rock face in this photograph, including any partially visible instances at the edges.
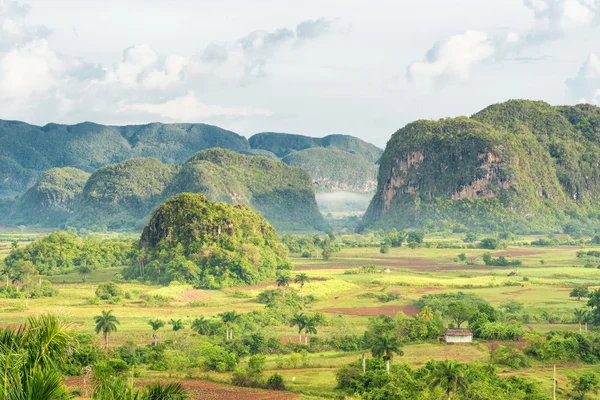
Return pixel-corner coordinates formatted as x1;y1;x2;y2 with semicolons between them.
363;100;600;232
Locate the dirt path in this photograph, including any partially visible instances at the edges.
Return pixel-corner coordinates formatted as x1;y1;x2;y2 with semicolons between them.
319;305;420;317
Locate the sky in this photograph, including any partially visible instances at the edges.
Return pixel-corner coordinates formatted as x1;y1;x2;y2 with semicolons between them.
1;0;599;147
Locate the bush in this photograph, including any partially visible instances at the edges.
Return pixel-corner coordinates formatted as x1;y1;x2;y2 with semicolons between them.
479;238;501;250
493;345;530;369
380;245;390;254
95;282;123;300
142;295;171;307
266;374;286;390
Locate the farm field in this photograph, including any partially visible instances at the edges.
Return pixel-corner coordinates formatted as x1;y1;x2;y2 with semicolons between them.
2;230;600;399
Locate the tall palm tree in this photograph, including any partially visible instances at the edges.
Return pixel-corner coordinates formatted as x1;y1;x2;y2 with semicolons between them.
218;311;240;340
148;319;165;345
191;316;211;335
295;273;310;306
543;337;567;400
574;309;587;333
584;310;593;333
371;333;403;375
428;360;469;400
276;273;290;299
290;312;307;343
303;315;319;344
94;310;119;350
0;312;76;399
170;319;185;331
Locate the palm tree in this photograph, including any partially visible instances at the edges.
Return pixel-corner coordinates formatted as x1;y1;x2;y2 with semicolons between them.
0;312;76;399
10;240;18;251
428;360;469;400
218;311;240;340
303;315;319;344
276;273;291;299
94;310;119;350
290;312;307;343
170;319;185;331
371;333;403;374
148;319;165;345
543;337;567;400
419;306;434;321
143;381;188;399
191;316;211;335
295;273;310;306
584;310;593;333
1;263;11;287
574;309;587;333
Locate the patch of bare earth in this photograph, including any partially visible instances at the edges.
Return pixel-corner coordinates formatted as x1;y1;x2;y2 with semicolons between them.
320;305;420;317
180;290;210;301
64;377;299;400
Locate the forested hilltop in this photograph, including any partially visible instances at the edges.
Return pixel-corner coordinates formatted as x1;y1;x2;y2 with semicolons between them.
0;121;381;199
7;149;326;232
363;100;600;234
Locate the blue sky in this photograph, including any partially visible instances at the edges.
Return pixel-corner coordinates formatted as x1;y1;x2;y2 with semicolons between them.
1;0;599;146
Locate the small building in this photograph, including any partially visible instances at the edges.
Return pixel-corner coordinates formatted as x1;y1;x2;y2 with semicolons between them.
443;329;473;343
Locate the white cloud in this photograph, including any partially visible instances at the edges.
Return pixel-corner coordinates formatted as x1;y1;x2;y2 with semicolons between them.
122;91;273;121
524;0;598;41
407;0;600;90
406;31;496;90
566;53;600;104
0;1;333;125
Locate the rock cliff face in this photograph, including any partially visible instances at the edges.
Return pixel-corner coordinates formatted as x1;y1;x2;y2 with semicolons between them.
363;100;600;232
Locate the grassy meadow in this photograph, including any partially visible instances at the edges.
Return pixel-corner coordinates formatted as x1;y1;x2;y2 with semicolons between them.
2;230;600;398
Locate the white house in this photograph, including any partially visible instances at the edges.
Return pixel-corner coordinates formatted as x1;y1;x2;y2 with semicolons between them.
443;329;473;343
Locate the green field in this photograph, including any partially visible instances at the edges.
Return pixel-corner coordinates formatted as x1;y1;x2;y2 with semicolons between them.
2;231;600;399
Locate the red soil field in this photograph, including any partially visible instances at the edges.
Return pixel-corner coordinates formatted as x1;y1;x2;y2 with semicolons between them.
64;377;300;400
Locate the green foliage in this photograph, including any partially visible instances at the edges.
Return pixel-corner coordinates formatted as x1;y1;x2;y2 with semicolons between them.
482;252;523;267
282;147;377;192
0;120;249;198
568;372;599;400
363;100;600;234
493;345;531;369
126;193;290;288
95;283;124;300
249;132;383;162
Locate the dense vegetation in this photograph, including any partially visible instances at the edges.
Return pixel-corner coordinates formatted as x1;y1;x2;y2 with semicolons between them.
126;193;291;288
364;100;600;234
11;167;90;226
7;149;326;232
249;132;383;162
0;120;250;198
282;148;377;193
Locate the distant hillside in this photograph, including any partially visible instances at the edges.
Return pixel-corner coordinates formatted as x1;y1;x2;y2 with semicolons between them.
282;148;377;192
13;149;326;232
363;100;600;233
11;168;90;226
68;158;176;229
249;132;383;162
0;121;249;198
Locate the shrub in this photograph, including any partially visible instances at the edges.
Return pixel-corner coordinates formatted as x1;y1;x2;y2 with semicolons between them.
142;295;171;307
380;245;390;254
95;282;123;300
493;345;531;369
266;374;286;390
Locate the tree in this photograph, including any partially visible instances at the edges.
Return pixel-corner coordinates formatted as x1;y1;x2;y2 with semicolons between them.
303;315;320;345
446;301;474;329
0;313;76;399
290;313;307;343
428;360;468;400
148;319;165;345
371;333;403;375
568;372;599;400
10;240;18;251
276;273;290;299
191;316;211;335
541;336;570;400
143;381;188;399
94;310;119;350
170;319;185;331
574;309;587;333
1;262;12;287
219;311;240;340
407;231;425;244
570;286;590;301
418;306;434;321
295;273;310;306
586;289;600;324
480;321;508;360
